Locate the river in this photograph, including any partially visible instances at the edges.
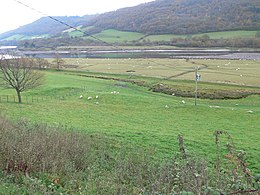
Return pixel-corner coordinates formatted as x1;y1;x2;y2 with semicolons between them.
1;47;259;60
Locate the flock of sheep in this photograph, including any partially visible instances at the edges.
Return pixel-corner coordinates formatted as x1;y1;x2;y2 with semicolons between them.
78;89;253;113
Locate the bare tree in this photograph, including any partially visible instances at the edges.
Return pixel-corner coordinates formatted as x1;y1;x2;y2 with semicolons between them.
0;56;44;103
35;58;50;70
53;53;65;71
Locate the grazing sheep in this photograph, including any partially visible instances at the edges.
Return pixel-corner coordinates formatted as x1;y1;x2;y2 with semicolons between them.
79;95;83;99
165;105;169;109
181;100;186;104
87;97;92;100
172;93;175;96
96;95;99;99
111;91;119;94
209;106;220;108
247;110;254;113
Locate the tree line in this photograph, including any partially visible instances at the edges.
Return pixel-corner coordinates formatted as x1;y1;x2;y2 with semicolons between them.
86;0;260;35
8;35;260;49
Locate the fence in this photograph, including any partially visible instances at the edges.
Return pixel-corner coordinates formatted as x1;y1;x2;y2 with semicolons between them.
0;86;88;104
0;95;53;104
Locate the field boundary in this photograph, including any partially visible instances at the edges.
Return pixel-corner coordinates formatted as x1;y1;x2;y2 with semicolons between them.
0;86;88;104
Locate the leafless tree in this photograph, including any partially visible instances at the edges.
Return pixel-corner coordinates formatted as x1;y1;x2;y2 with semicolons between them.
53;53;65;70
35;58;50;70
0;56;44;103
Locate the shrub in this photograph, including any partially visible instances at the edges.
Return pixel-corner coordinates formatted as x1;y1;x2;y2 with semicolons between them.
0;116;259;194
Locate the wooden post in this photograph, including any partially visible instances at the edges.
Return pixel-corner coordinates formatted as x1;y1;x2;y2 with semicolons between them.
195;67;198;106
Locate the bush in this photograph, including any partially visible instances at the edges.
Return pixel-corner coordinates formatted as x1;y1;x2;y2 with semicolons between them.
0;116;259;194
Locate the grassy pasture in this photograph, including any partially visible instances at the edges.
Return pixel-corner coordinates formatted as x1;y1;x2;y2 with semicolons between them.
2;29;258;42
144;30;259;42
0;70;259;172
63;58;260;87
86;29;145;43
3;34;49;41
3;34;30;41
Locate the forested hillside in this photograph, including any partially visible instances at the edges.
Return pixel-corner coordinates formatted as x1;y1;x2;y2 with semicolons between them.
0;0;259;48
86;0;260;35
0;15;96;40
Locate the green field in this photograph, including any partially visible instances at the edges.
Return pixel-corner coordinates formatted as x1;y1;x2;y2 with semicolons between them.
1;56;260;193
3;34;50;41
0;65;259;171
62;58;260;87
85;29;145;43
144;30;259;42
3;29;258;43
86;30;259;43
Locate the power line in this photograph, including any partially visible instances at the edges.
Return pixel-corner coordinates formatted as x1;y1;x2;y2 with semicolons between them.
14;1;257;86
13;0;110;46
12;0;190;84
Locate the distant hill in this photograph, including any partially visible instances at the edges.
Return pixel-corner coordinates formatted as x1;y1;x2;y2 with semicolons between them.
86;0;260;35
0;15;96;40
0;0;259;46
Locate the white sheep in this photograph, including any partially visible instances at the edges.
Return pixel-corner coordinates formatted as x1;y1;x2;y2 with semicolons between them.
165;105;169;109
79;95;83;99
111;91;119;94
181;100;186;104
96;95;99;99
209;106;220;108
87;97;92;100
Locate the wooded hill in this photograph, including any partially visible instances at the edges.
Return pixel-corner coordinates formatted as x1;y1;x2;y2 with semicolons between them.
0;0;259;44
86;0;260;35
0;15;96;40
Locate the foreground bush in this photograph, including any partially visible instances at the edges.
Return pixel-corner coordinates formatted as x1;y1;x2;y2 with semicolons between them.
0;116;259;194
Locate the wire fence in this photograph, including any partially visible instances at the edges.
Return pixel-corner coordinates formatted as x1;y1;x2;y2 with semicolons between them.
0;86;88;104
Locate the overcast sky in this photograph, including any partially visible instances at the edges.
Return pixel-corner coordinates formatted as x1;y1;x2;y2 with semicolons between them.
0;0;155;33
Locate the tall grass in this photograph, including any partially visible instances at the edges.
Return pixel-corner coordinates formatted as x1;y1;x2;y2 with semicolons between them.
0;116;259;194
